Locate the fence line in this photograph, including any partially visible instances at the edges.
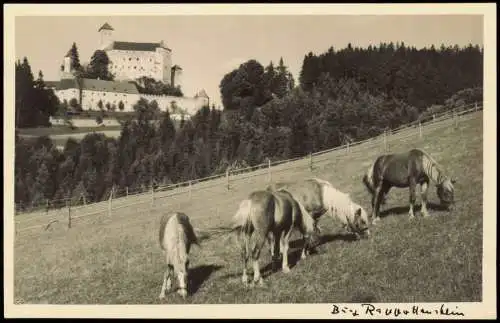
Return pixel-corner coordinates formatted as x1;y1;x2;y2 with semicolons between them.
14;102;483;233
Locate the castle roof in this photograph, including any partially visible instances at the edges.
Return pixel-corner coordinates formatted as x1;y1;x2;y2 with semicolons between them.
98;22;114;32
44;81;60;88
56;78;139;94
104;41;171;52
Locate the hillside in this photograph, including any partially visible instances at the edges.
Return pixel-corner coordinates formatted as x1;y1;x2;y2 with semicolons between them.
14;111;483;304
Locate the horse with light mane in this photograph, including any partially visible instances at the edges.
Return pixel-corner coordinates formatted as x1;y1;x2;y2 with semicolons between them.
232;189;317;287
158;212;200;300
362;148;456;223
267;177;371;240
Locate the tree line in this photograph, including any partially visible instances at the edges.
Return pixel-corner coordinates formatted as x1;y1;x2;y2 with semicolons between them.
14;43;483;210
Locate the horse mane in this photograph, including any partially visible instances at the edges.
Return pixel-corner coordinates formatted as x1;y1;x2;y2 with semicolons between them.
315;178;365;223
416;148;449;185
416;148;445;170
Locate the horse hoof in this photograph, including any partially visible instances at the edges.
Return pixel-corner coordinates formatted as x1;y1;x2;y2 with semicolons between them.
159;294;165;300
177;289;187;299
282;266;291;274
257;279;265;287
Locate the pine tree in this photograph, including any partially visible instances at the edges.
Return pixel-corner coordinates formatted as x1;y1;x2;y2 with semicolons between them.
70;42;81;72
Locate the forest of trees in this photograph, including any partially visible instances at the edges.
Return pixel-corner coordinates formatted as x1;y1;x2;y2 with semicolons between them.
14;42;483;210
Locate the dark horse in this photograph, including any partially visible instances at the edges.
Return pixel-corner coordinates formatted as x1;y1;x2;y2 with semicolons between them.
363;148;456;223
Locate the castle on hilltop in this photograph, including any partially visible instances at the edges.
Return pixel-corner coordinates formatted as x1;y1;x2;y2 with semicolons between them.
50;22;208;116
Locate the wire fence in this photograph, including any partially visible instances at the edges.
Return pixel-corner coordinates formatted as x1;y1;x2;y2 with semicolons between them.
14;102;483;236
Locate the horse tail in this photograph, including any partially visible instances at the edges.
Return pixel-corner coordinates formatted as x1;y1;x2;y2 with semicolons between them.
234;198;257;262
232;199;252;231
362;161;376;195
294;197;315;234
419;149;446;184
158;213;172;251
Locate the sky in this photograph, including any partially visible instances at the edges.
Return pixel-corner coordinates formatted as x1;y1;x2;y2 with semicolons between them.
15;14;483;107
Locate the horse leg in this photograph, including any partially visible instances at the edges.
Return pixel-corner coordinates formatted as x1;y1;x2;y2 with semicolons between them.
281;229;292;273
408;177;417;220
251;233;266;287
159;264;173;300
301;232;312;260
176;268;188;299
421;181;430;218
240;232;249;287
268;232;277;272
371;183;384;224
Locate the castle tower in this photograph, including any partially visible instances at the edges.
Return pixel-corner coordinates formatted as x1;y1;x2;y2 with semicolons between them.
171;65;183;88
98;22;114;49
60;50;74;79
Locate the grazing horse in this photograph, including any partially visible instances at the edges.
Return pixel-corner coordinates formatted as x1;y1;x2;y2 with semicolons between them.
158;212;199;300
232;190;316;287
362;148;456;223
267;178;371;239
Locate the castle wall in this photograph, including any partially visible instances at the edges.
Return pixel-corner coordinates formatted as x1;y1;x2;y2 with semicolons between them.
80;90;140;112
57;88;79;104
107;49;164;82
55;89;208;115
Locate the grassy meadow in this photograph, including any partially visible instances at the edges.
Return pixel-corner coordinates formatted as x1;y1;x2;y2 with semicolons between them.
14;112;483;304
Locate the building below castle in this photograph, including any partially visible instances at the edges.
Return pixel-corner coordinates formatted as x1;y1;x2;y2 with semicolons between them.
50;22;208;116
47;78;208;115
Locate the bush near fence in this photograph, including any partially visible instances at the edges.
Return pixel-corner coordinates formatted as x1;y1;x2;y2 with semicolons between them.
14;102;483;235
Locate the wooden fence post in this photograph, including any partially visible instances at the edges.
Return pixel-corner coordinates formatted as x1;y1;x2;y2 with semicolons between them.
226;169;230;191
67;200;72;229
126;186;129;197
433;114;436;121
189;180;192;200
267;159;272;183
108;187;114;217
46;199;49;214
82;194;87;205
151;186;155;208
383;130;388;152
474;102;478;112
454;110;458;128
346;142;350;154
419;122;423;139
309;152;313;171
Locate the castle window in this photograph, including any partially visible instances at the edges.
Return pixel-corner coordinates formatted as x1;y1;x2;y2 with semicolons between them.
129;58;132;61
136;58;139;61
